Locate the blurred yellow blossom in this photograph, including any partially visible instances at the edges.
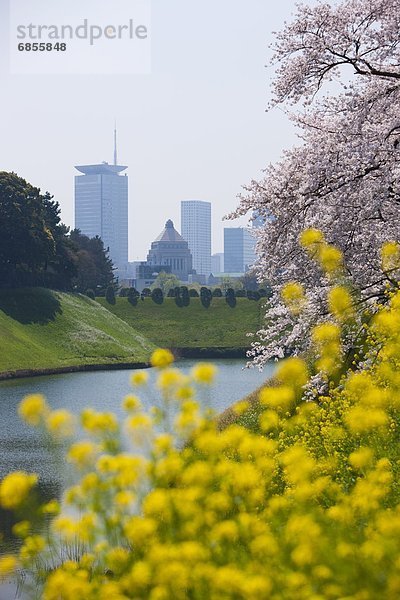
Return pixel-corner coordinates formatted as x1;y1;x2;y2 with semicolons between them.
131;370;149;386
150;349;174;368
0;471;37;509
191;362;217;385
18;394;48;426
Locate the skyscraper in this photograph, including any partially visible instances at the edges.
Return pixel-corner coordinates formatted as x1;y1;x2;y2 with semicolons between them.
181;200;211;276
224;228;257;273
74;128;128;276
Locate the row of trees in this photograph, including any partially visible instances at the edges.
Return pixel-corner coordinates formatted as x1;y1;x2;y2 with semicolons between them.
0;172;115;293
107;285;263;308
148;270;271;296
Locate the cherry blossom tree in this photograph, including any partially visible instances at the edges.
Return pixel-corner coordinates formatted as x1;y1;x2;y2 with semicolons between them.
232;0;400;367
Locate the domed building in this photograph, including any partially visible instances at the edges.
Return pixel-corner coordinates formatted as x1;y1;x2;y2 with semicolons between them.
146;219;193;282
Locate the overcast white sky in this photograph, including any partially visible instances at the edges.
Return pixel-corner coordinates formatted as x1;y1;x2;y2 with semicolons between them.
0;0;301;259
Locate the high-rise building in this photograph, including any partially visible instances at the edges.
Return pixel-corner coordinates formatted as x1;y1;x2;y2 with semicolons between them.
74;128;128;276
181;200;211;276
211;253;224;274
224;228;257;273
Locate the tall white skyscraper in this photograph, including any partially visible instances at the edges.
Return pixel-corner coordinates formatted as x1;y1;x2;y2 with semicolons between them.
181;200;211;276
74;128;128;276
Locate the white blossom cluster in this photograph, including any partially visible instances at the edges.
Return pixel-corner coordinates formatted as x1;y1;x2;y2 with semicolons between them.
232;0;400;367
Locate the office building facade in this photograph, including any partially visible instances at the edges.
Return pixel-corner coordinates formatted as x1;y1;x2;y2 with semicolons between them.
211;252;224;274
75;162;128;276
181;200;211;276
224;227;257;274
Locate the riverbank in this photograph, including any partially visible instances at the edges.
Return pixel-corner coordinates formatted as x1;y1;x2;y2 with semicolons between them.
0;361;152;382
0;288;155;378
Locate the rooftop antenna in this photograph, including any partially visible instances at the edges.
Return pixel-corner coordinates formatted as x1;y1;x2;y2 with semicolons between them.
113;120;118;166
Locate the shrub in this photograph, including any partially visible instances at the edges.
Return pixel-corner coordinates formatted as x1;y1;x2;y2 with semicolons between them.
189;289;199;297
235;289;246;298
247;290;260;301
225;287;237;307
180;286;190;307
105;285;116;305
200;286;212;309
151;288;164;305
127;288;139;307
212;288;223;297
85;289;95;300
174;287;183;308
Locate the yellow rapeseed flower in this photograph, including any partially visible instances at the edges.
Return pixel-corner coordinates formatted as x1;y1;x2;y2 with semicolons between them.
381;241;400;272
318;245;343;275
67;441;99;469
0;471;37;509
18;394;49;426
259;386;295;411
19;535;45;562
191;363;217;385
281;281;306;315
0;555;18;577
276;357;309;389
46;409;75;439
299;228;325;248
130;370;149;386
12;521;30;538
150;349;174;368
349;447;374;471
122;395;142;412
328;286;354;321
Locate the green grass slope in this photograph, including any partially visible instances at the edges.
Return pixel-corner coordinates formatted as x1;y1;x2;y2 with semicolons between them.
97;297;265;349
0;288;155;374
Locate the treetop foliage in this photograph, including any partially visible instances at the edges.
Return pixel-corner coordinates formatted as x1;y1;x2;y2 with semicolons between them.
232;0;400;365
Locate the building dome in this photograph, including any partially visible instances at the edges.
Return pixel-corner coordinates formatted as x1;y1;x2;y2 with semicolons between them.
146;219;193;282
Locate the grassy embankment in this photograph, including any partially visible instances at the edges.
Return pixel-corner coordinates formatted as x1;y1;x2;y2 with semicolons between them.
97;297;266;353
0;288;155;378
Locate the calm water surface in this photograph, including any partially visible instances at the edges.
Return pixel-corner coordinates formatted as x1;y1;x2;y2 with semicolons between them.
0;359;275;598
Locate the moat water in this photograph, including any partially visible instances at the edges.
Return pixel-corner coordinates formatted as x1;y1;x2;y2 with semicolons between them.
0;358;275;598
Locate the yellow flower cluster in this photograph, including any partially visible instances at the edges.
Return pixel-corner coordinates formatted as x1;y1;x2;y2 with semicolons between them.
0;471;37;510
299;228;343;276
281;281;305;315
381;241;400;273
4;243;400;599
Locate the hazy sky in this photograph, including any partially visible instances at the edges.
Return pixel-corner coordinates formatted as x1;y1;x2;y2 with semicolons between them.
0;0;301;259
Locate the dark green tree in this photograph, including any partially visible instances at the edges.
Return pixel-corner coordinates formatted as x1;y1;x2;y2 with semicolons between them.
226;288;237;308
200;287;212;309
175;287;183;307
180;286;190;307
128;288;139;307
212;288;223;297
189;289;199;297
151;288;164;305
106;285;116;305
69;230;115;295
0;171;76;289
247;290;261;301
